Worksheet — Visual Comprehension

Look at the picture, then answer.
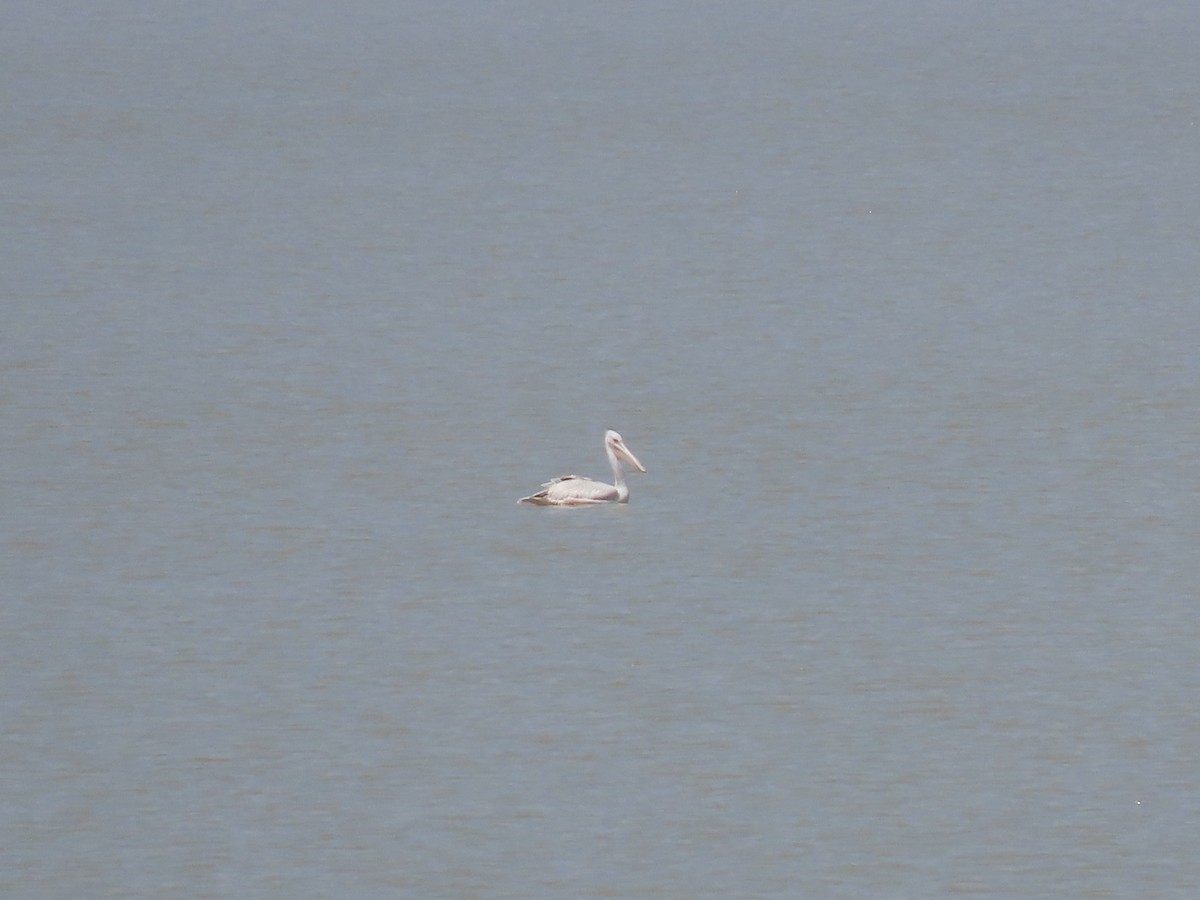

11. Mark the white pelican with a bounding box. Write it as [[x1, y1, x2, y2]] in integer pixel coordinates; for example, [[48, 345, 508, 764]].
[[518, 430, 647, 506]]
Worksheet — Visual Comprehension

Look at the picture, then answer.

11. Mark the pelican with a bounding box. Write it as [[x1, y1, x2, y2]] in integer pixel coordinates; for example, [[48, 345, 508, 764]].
[[518, 430, 647, 506]]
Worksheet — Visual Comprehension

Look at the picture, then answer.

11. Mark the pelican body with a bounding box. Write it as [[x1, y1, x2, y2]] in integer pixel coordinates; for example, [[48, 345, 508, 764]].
[[519, 430, 647, 506]]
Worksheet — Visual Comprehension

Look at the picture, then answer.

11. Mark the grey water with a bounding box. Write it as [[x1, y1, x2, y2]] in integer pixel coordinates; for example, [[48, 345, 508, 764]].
[[4, 1, 1199, 896]]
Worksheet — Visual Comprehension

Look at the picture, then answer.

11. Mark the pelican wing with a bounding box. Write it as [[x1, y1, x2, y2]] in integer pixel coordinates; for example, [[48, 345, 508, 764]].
[[540, 474, 582, 488], [519, 475, 618, 506]]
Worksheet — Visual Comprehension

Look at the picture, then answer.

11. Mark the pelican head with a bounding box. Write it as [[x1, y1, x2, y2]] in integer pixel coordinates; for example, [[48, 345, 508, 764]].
[[605, 429, 646, 474]]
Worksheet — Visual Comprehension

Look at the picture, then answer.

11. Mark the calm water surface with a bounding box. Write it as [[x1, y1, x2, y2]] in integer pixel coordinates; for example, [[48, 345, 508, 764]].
[[4, 1, 1199, 896]]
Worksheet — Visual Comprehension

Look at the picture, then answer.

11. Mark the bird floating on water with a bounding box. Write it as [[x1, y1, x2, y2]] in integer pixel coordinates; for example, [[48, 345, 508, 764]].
[[518, 430, 647, 506]]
